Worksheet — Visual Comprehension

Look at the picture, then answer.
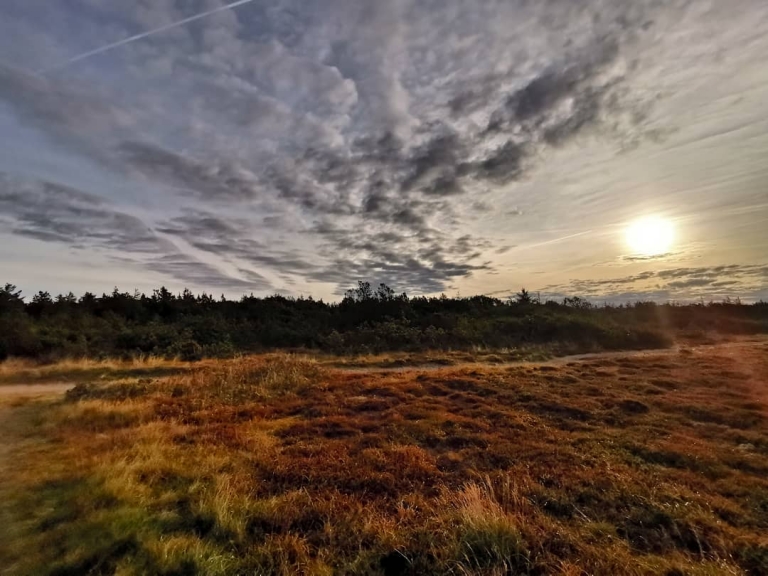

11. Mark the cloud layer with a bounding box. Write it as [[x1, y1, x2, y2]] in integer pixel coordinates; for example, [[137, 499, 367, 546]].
[[1, 0, 767, 299]]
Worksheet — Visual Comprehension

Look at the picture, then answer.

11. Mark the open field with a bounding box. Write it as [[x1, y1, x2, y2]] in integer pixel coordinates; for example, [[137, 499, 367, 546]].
[[0, 349, 554, 387], [0, 334, 748, 387], [1, 339, 767, 575]]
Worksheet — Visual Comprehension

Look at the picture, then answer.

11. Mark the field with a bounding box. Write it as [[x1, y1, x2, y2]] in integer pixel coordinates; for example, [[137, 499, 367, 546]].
[[1, 339, 767, 575]]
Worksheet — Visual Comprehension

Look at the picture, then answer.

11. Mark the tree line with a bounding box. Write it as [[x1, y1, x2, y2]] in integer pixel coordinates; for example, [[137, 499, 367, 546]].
[[1, 282, 766, 361]]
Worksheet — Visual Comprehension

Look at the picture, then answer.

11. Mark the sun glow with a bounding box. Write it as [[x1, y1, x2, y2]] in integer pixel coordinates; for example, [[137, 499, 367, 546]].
[[625, 216, 675, 256]]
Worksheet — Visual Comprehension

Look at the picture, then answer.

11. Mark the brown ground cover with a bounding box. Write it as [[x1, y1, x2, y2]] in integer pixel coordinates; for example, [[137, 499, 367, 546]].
[[1, 340, 767, 575]]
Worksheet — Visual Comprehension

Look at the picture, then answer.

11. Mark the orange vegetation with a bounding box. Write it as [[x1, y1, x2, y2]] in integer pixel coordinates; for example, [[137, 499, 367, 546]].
[[1, 340, 767, 575]]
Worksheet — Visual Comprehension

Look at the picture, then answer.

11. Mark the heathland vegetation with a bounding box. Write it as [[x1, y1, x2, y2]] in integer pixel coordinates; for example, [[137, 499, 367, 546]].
[[1, 282, 767, 361], [1, 341, 767, 575]]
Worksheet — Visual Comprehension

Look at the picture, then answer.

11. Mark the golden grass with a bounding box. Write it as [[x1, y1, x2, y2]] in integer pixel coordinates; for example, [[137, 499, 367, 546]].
[[2, 343, 768, 575], [0, 354, 192, 386], [320, 346, 553, 370]]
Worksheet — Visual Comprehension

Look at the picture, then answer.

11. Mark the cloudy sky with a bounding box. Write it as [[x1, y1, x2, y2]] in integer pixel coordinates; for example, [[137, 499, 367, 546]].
[[1, 0, 767, 302]]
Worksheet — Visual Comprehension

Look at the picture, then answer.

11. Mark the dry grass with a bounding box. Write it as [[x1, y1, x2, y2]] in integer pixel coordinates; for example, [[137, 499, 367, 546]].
[[2, 342, 768, 575], [0, 348, 545, 386], [322, 347, 553, 370], [0, 355, 192, 386]]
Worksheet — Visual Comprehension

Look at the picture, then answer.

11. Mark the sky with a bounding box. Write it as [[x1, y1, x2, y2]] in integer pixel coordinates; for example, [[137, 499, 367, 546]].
[[0, 0, 767, 303]]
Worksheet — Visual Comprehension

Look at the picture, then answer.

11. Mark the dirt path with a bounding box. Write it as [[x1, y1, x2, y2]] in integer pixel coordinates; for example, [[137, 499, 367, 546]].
[[335, 339, 765, 374], [339, 344, 681, 374], [0, 382, 74, 398]]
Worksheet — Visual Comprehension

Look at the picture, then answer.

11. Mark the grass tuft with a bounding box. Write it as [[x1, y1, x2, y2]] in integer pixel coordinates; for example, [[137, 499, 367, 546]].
[[177, 354, 328, 404]]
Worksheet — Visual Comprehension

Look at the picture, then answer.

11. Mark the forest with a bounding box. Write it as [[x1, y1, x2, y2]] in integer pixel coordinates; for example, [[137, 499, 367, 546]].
[[1, 281, 766, 361]]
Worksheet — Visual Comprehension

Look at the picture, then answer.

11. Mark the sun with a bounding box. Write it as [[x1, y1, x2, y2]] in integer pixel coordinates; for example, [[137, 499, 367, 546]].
[[625, 216, 675, 257]]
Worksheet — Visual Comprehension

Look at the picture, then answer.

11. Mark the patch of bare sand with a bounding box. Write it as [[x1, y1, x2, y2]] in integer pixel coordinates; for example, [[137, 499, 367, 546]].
[[0, 383, 73, 398]]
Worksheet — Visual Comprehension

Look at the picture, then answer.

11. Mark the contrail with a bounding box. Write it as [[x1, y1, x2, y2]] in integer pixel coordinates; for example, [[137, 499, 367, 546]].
[[40, 0, 256, 74]]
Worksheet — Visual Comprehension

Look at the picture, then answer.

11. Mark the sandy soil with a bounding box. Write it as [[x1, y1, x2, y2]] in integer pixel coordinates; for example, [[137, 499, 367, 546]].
[[0, 382, 74, 398]]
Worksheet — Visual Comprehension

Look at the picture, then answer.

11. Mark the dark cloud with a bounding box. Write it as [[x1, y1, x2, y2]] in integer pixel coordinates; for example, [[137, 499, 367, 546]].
[[157, 213, 244, 239], [0, 172, 162, 252], [316, 254, 487, 295], [234, 24, 660, 262], [158, 211, 486, 295], [485, 39, 621, 142], [159, 212, 259, 254], [447, 73, 505, 117], [657, 265, 744, 280], [400, 131, 465, 193], [264, 163, 354, 216], [159, 212, 316, 280], [391, 206, 426, 228], [667, 278, 716, 289], [145, 254, 271, 291], [118, 141, 261, 201], [420, 173, 464, 197], [467, 141, 527, 185], [255, 28, 659, 250], [309, 222, 490, 295], [0, 173, 272, 291]]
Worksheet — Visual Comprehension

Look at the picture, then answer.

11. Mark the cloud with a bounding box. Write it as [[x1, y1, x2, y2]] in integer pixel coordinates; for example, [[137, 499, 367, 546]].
[[157, 210, 489, 295], [400, 130, 466, 193], [487, 39, 619, 135], [144, 253, 270, 291], [319, 1, 414, 135], [0, 16, 655, 296], [309, 222, 490, 294], [158, 212, 317, 279], [466, 141, 527, 185], [667, 278, 716, 289], [0, 173, 271, 292], [44, 0, 259, 72], [118, 141, 262, 201], [7, 0, 761, 299], [623, 253, 675, 262], [0, 173, 162, 252], [540, 264, 768, 302], [0, 64, 132, 163]]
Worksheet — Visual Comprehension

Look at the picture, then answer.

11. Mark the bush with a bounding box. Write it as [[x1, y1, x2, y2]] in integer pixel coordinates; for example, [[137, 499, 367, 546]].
[[177, 340, 203, 362]]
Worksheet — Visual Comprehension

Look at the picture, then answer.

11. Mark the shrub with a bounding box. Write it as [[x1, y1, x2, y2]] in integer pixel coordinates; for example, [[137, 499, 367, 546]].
[[177, 341, 203, 362]]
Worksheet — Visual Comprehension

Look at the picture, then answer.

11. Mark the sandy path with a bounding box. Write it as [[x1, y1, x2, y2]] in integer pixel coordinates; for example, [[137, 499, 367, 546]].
[[0, 382, 74, 398], [334, 339, 765, 374], [338, 345, 684, 374]]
